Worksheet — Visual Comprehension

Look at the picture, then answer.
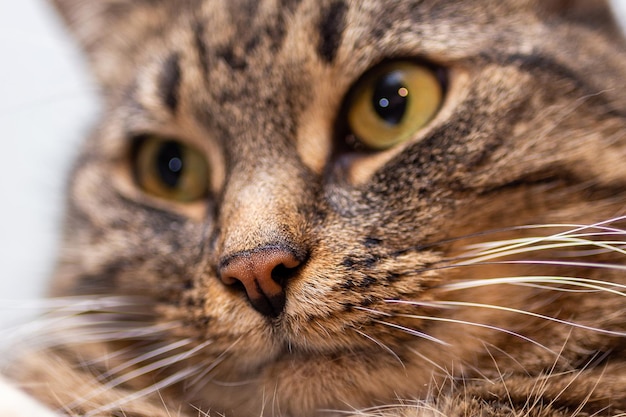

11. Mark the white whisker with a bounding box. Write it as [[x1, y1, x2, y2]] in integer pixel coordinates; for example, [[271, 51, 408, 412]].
[[405, 346, 451, 377], [99, 338, 194, 380], [324, 401, 448, 417], [450, 217, 625, 267], [482, 345, 515, 411], [156, 390, 173, 417], [0, 296, 148, 313], [371, 319, 449, 346], [350, 327, 405, 368], [418, 216, 626, 253], [83, 342, 152, 368], [546, 353, 605, 416], [479, 341, 533, 377], [441, 276, 626, 297], [501, 282, 606, 293], [355, 306, 392, 317], [67, 339, 212, 413], [190, 404, 211, 417], [526, 329, 576, 410], [53, 321, 181, 344], [83, 365, 203, 417], [354, 306, 449, 345], [185, 355, 227, 395], [432, 301, 626, 337], [3, 319, 176, 352], [458, 239, 626, 265], [464, 231, 626, 253], [1, 296, 161, 352], [186, 336, 243, 395], [383, 302, 558, 356], [101, 339, 212, 390], [493, 259, 626, 271]]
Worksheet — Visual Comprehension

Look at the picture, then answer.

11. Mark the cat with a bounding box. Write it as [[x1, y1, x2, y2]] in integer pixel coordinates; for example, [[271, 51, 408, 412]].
[[4, 0, 626, 416]]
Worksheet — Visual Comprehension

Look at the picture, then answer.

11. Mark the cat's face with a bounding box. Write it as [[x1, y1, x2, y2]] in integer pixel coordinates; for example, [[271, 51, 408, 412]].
[[49, 0, 626, 415]]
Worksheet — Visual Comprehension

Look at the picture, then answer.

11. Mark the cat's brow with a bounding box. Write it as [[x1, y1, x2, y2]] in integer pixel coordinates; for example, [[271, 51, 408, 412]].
[[193, 21, 210, 82], [317, 0, 348, 63], [158, 53, 182, 113]]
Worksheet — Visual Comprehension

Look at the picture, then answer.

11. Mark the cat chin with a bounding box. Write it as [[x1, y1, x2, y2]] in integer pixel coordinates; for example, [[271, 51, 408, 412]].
[[188, 346, 442, 417]]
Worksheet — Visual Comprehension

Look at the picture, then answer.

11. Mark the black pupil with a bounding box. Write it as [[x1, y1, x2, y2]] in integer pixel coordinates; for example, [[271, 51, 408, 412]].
[[156, 141, 184, 188], [372, 71, 409, 125]]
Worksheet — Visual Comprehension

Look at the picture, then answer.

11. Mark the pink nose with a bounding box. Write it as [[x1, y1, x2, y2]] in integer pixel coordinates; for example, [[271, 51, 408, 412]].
[[219, 246, 301, 317]]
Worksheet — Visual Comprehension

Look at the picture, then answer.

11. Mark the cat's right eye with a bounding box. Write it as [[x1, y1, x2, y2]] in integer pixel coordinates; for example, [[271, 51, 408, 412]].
[[132, 135, 209, 202]]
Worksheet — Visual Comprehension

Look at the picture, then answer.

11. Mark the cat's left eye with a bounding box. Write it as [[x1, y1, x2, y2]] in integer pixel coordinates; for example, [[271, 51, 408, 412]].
[[346, 61, 444, 150], [132, 135, 209, 202]]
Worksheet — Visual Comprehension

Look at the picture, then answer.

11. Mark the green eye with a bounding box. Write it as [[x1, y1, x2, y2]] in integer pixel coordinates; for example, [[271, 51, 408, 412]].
[[133, 135, 209, 202], [347, 62, 444, 150]]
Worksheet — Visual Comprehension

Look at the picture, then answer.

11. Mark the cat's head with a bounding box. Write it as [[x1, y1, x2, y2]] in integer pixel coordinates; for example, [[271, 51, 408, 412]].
[[47, 0, 626, 415]]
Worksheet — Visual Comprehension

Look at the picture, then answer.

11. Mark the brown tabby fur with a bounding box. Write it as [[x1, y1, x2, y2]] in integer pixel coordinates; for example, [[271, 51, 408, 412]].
[[5, 0, 626, 416]]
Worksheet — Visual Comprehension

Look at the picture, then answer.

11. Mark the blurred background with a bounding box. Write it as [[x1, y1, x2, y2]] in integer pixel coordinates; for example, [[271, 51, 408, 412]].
[[0, 1, 97, 327], [0, 1, 625, 328]]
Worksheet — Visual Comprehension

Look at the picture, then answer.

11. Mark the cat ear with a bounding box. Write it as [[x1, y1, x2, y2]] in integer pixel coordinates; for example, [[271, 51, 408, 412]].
[[49, 0, 142, 86], [51, 0, 133, 52], [537, 0, 623, 35]]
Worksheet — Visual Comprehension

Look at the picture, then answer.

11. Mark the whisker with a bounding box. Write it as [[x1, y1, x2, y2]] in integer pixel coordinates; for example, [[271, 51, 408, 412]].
[[185, 355, 227, 395], [186, 336, 243, 396], [350, 327, 405, 368], [66, 339, 212, 413], [458, 239, 626, 265], [190, 404, 211, 417], [0, 296, 149, 313], [98, 338, 195, 380], [404, 346, 452, 377], [156, 390, 174, 417], [526, 329, 576, 410], [100, 339, 212, 391], [2, 296, 160, 352], [4, 318, 178, 353], [479, 341, 533, 377], [352, 308, 454, 350], [464, 236, 623, 257], [82, 342, 154, 368], [453, 217, 626, 267], [441, 276, 626, 297], [371, 319, 449, 346], [464, 230, 626, 252], [83, 365, 203, 417], [353, 306, 448, 345], [51, 321, 181, 344], [467, 231, 626, 250], [383, 302, 558, 356], [482, 345, 515, 411], [431, 301, 626, 337], [546, 352, 606, 416], [394, 215, 626, 256], [375, 236, 626, 280], [324, 401, 448, 417], [491, 259, 626, 271], [511, 283, 610, 293]]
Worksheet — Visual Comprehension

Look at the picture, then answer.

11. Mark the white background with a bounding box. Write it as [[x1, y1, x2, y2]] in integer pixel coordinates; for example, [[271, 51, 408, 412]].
[[0, 1, 625, 327], [0, 0, 97, 326]]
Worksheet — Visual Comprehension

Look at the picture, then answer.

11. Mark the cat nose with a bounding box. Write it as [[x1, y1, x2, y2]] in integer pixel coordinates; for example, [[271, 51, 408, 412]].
[[218, 246, 302, 317]]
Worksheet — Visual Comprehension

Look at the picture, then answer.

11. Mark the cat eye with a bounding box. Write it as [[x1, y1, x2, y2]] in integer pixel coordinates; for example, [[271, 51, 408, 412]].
[[132, 135, 209, 202], [346, 61, 444, 150]]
